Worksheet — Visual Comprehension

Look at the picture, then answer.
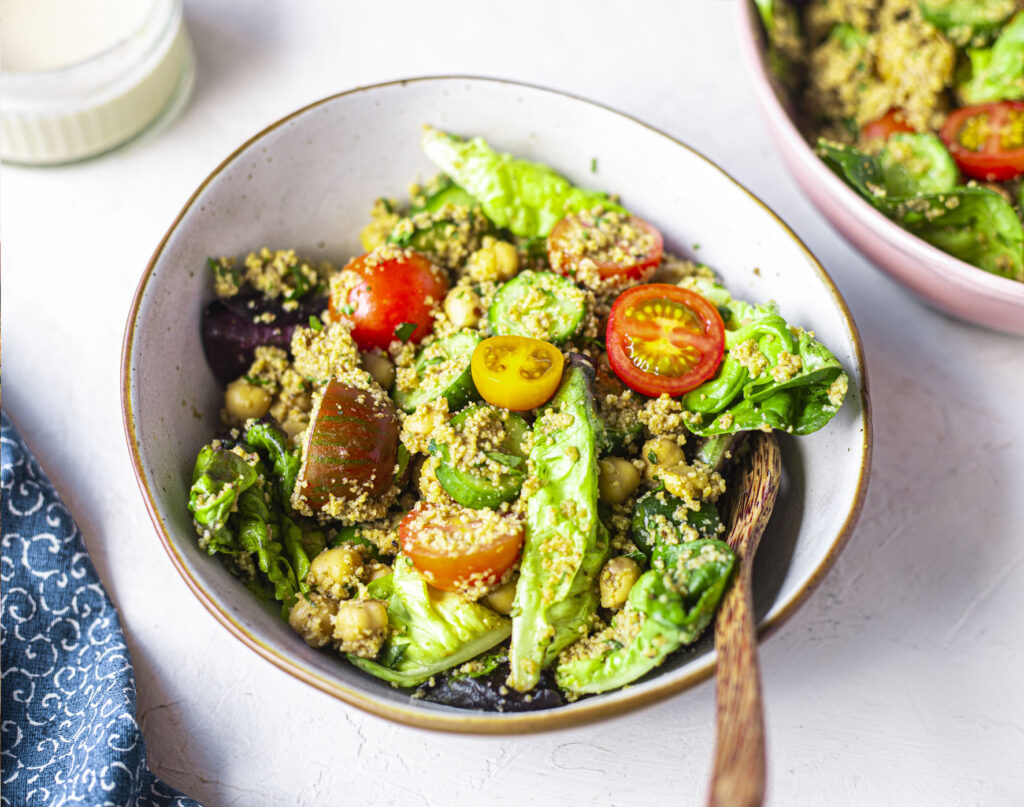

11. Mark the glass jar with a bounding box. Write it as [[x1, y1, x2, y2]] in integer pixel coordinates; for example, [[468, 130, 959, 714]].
[[0, 0, 194, 165]]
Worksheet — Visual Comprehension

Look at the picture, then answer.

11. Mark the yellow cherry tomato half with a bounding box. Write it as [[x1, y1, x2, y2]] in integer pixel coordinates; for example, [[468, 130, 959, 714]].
[[471, 335, 564, 411]]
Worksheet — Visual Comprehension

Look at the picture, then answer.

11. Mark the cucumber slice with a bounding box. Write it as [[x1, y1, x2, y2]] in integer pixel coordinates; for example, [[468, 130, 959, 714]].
[[412, 176, 479, 213], [879, 133, 958, 197], [388, 203, 492, 268], [432, 406, 530, 509], [488, 270, 587, 345], [631, 492, 722, 561], [392, 331, 481, 413]]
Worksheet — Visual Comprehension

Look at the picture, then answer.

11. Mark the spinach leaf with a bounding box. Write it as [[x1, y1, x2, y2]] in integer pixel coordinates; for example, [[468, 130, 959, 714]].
[[681, 285, 848, 436], [817, 139, 1024, 280], [890, 188, 1024, 280], [817, 140, 888, 202]]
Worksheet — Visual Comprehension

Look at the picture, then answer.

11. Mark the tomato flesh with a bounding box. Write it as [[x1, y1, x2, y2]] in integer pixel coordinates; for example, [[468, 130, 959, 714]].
[[606, 284, 724, 397], [329, 247, 448, 350], [296, 380, 399, 509], [471, 335, 564, 411], [400, 504, 524, 593], [940, 101, 1024, 182], [548, 211, 663, 286], [861, 109, 915, 142]]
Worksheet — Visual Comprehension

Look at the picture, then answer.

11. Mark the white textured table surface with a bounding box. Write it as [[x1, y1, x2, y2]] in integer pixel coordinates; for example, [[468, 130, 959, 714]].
[[5, 1, 1024, 805]]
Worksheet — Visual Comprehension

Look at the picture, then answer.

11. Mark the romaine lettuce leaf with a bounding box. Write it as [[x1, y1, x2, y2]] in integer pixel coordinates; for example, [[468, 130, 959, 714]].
[[348, 556, 511, 687], [421, 126, 626, 239]]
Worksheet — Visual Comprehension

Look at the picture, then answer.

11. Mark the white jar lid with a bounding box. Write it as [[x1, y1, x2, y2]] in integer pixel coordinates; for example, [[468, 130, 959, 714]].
[[1, 0, 194, 165]]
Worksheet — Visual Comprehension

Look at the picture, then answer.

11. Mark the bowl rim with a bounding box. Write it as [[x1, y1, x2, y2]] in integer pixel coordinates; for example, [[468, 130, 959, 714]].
[[735, 0, 1024, 307], [120, 74, 873, 734]]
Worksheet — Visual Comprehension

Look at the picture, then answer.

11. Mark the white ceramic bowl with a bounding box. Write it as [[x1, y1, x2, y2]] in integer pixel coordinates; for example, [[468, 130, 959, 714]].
[[122, 76, 871, 733], [737, 1, 1024, 336]]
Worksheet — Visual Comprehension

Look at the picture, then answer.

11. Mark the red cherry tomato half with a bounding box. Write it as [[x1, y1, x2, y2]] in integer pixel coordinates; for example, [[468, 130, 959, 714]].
[[329, 247, 448, 350], [399, 505, 524, 593], [547, 211, 663, 285], [605, 284, 725, 397], [940, 101, 1024, 182], [861, 109, 915, 142]]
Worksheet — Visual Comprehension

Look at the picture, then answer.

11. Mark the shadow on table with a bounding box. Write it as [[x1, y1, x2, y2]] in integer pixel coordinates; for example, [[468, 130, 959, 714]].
[[183, 3, 288, 112], [131, 636, 221, 805], [769, 289, 1017, 670]]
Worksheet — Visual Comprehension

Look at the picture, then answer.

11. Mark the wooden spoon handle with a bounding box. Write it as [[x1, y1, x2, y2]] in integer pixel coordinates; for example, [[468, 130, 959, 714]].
[[707, 569, 765, 807], [707, 432, 781, 807]]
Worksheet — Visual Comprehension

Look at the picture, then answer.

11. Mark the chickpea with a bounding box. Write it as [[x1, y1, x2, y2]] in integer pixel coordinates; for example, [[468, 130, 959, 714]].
[[280, 412, 309, 442], [333, 600, 389, 657], [362, 349, 395, 389], [466, 236, 519, 282], [482, 579, 517, 615], [404, 399, 447, 435], [490, 239, 519, 280], [641, 436, 686, 483], [288, 593, 338, 648], [444, 287, 483, 329], [598, 457, 642, 504], [599, 556, 641, 610], [307, 545, 363, 599], [224, 378, 271, 420], [364, 562, 393, 582]]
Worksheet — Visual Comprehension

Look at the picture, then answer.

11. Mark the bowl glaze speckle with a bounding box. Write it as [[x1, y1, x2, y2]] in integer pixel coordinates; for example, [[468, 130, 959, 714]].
[[122, 76, 871, 733], [737, 1, 1024, 336]]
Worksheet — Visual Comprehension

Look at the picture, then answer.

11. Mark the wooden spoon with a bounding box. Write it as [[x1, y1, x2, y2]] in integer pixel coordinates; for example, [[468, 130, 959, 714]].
[[707, 431, 782, 807]]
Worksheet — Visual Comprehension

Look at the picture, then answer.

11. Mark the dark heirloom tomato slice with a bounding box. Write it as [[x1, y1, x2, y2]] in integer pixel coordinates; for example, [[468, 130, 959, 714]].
[[547, 211, 663, 284], [399, 504, 524, 593], [861, 109, 915, 142], [605, 284, 725, 397], [295, 380, 399, 509], [328, 247, 449, 351], [940, 101, 1024, 182]]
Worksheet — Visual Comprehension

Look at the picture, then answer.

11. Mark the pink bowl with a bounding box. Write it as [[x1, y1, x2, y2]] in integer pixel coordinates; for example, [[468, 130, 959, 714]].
[[737, 0, 1024, 336]]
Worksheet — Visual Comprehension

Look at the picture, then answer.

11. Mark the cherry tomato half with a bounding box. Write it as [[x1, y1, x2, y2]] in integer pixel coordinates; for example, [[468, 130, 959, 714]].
[[940, 101, 1024, 182], [329, 246, 448, 351], [399, 504, 524, 593], [471, 335, 564, 411], [295, 380, 399, 510], [861, 109, 915, 142], [605, 284, 725, 397], [548, 211, 663, 286]]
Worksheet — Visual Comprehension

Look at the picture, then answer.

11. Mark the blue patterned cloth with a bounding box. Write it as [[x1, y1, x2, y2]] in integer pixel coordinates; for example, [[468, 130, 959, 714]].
[[1, 411, 202, 807]]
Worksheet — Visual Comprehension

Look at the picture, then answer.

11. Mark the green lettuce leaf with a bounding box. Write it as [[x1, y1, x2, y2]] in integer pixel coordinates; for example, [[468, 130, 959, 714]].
[[508, 360, 609, 692], [959, 11, 1024, 104], [348, 556, 510, 687], [188, 444, 259, 550], [245, 418, 301, 510], [555, 540, 734, 695], [421, 126, 626, 239]]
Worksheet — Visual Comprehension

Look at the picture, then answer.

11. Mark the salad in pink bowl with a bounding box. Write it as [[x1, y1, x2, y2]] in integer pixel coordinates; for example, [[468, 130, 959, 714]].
[[738, 0, 1024, 335]]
